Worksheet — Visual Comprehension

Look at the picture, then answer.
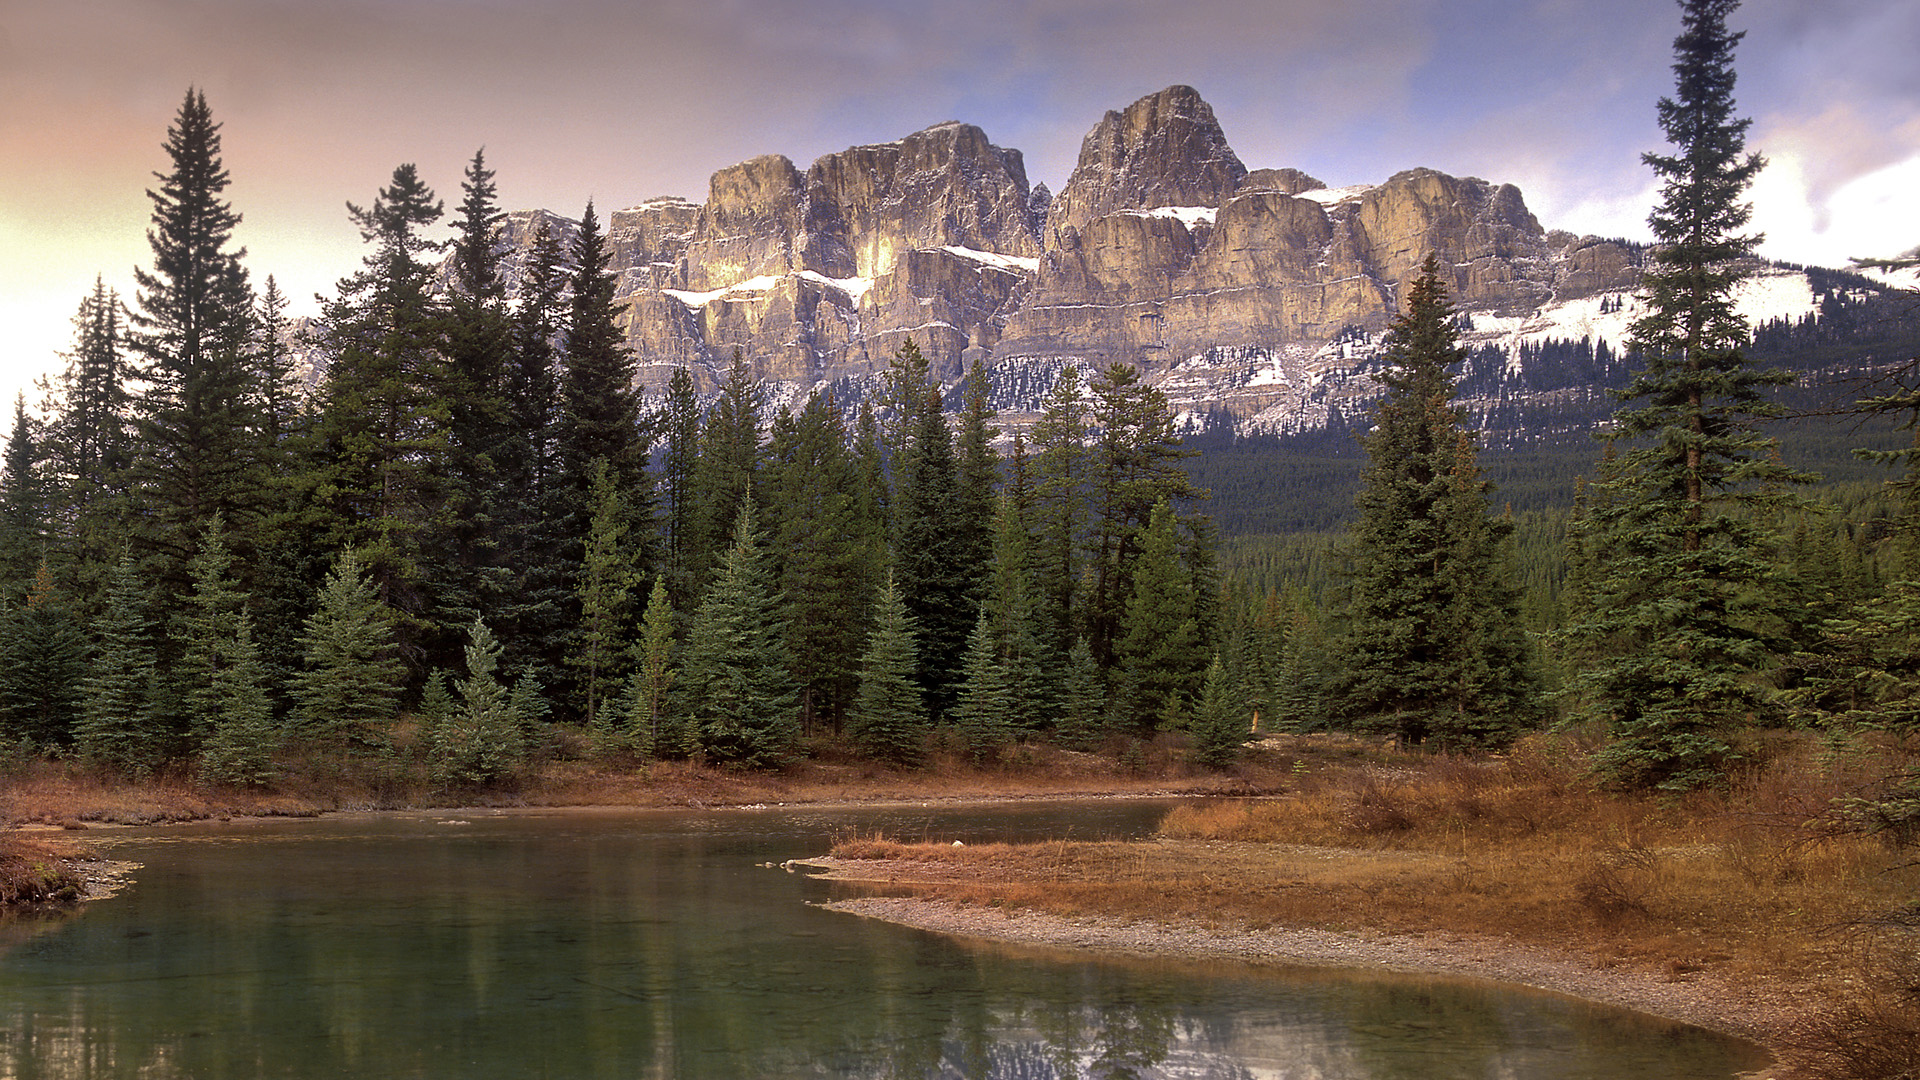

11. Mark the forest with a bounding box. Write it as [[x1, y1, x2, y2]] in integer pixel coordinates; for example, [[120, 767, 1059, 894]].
[[0, 56, 1916, 826]]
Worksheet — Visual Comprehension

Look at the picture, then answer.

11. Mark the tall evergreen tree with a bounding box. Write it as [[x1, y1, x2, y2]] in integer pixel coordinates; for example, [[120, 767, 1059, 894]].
[[293, 548, 405, 751], [1188, 655, 1247, 770], [950, 609, 1014, 762], [764, 391, 884, 734], [127, 88, 268, 593], [0, 397, 52, 588], [1339, 256, 1537, 749], [75, 552, 163, 774], [1567, 0, 1808, 789], [570, 459, 637, 733], [310, 164, 447, 648], [685, 351, 762, 604], [496, 218, 570, 691], [431, 149, 518, 648], [846, 573, 927, 766], [675, 503, 796, 768], [658, 365, 702, 608], [1029, 364, 1090, 652], [0, 562, 87, 748], [1115, 499, 1206, 735], [1085, 362, 1201, 666], [888, 340, 974, 714], [622, 578, 678, 757]]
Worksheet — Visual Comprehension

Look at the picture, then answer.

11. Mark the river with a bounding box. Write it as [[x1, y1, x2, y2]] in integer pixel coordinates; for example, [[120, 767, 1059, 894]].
[[0, 802, 1768, 1079]]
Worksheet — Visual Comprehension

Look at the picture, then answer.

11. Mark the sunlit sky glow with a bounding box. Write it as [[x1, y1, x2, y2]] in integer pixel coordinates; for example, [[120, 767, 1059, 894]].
[[3, 0, 1916, 414]]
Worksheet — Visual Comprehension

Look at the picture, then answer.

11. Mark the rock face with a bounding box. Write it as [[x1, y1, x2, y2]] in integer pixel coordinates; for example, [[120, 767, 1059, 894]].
[[492, 85, 1674, 433]]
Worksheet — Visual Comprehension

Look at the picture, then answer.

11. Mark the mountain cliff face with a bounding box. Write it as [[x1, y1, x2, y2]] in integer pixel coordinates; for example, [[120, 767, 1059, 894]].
[[489, 85, 1859, 443]]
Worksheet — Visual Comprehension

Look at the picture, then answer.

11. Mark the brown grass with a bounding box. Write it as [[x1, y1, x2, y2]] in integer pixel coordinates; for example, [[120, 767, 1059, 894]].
[[0, 836, 84, 907], [825, 731, 1920, 1080]]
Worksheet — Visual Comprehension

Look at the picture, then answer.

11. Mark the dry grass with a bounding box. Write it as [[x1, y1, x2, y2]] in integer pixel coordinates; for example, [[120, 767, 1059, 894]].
[[0, 836, 84, 907], [825, 731, 1920, 1080]]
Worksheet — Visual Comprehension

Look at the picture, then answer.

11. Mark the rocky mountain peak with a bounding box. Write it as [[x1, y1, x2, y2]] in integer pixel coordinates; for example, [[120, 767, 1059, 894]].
[[1045, 85, 1248, 241]]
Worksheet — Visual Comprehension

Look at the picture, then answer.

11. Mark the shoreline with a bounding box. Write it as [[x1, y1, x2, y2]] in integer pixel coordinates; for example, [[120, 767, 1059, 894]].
[[814, 892, 1798, 1077]]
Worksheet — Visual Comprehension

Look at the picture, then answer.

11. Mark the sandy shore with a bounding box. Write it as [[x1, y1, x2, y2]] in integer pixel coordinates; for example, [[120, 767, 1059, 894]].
[[816, 892, 1797, 1077]]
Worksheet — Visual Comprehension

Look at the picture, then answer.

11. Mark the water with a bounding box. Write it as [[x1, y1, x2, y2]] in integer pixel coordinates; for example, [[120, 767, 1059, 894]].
[[0, 803, 1769, 1079]]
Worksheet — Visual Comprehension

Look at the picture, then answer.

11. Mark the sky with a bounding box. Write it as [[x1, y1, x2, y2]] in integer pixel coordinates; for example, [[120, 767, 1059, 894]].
[[3, 0, 1917, 415]]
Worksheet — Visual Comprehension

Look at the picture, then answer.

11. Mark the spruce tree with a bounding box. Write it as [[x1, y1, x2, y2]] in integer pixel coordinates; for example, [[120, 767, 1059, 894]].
[[950, 609, 1013, 763], [685, 351, 762, 603], [1188, 655, 1247, 769], [1339, 256, 1537, 750], [622, 578, 677, 757], [1029, 364, 1089, 653], [0, 562, 87, 748], [194, 607, 277, 787], [570, 459, 636, 733], [310, 164, 447, 636], [127, 89, 269, 595], [1115, 499, 1205, 735], [294, 548, 404, 750], [675, 503, 796, 768], [763, 391, 882, 734], [0, 397, 51, 588], [76, 552, 163, 774], [658, 365, 702, 609], [846, 573, 927, 766], [888, 340, 974, 714], [176, 515, 259, 749], [428, 618, 525, 787], [1568, 0, 1808, 789]]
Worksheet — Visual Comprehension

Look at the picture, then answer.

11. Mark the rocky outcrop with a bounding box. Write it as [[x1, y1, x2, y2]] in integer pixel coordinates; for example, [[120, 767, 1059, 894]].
[[1043, 85, 1247, 241], [482, 85, 1668, 434]]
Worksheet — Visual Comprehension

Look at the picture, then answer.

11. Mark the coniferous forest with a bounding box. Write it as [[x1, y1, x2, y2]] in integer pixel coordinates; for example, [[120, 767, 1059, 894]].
[[3, 0, 1918, 846]]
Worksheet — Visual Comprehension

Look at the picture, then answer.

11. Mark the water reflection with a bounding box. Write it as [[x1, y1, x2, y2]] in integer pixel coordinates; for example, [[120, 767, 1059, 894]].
[[0, 806, 1767, 1079]]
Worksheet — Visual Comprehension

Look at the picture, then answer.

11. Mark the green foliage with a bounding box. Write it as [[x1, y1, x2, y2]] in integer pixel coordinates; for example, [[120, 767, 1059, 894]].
[[1053, 637, 1107, 752], [76, 553, 163, 775], [1338, 256, 1539, 750], [569, 459, 636, 733], [676, 504, 796, 769], [950, 609, 1013, 763], [1115, 500, 1205, 735], [889, 339, 975, 714], [427, 618, 525, 787], [293, 548, 404, 750], [1566, 0, 1811, 790], [621, 579, 677, 758], [0, 562, 87, 748], [847, 573, 927, 766], [181, 516, 278, 784], [1188, 656, 1246, 769]]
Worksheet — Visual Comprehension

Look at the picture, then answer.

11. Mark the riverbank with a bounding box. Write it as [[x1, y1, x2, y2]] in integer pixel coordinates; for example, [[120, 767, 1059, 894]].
[[815, 894, 1796, 1060]]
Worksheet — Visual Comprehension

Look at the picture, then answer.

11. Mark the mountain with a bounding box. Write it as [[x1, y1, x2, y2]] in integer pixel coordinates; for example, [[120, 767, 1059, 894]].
[[478, 85, 1912, 464]]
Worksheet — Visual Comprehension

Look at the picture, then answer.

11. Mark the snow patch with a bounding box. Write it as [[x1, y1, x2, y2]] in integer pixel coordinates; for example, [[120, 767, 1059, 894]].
[[661, 275, 785, 308], [795, 270, 875, 303], [939, 246, 1040, 274], [1134, 206, 1217, 229], [1293, 184, 1374, 207]]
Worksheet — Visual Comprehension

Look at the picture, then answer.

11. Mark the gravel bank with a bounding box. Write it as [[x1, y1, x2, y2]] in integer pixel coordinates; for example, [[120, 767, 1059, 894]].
[[818, 894, 1796, 1076]]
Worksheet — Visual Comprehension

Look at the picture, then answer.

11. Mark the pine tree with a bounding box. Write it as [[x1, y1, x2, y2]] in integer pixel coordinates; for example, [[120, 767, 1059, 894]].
[[1339, 256, 1537, 750], [675, 503, 796, 768], [763, 391, 882, 734], [1188, 655, 1246, 769], [75, 552, 163, 774], [127, 88, 269, 596], [293, 548, 404, 750], [1054, 637, 1107, 752], [1115, 499, 1205, 735], [1030, 364, 1090, 653], [428, 618, 525, 787], [431, 149, 517, 650], [846, 573, 927, 766], [1568, 0, 1808, 789], [685, 351, 762, 603], [176, 515, 259, 750], [1085, 361, 1201, 666], [0, 397, 52, 588], [622, 578, 677, 757], [888, 340, 974, 714], [0, 562, 87, 748], [194, 607, 277, 787], [658, 365, 702, 608], [950, 609, 1013, 763], [570, 459, 636, 733], [309, 164, 448, 657]]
